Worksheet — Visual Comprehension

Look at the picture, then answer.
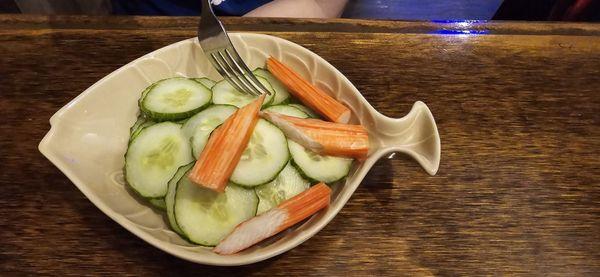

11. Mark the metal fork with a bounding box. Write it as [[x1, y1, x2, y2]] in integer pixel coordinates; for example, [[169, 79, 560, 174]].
[[197, 0, 270, 96]]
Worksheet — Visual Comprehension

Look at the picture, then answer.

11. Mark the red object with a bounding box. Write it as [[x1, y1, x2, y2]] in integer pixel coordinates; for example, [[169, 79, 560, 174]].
[[564, 0, 594, 20], [550, 0, 597, 21]]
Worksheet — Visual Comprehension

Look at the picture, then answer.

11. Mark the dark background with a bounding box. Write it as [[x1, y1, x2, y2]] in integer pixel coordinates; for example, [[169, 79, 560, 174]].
[[0, 0, 598, 21]]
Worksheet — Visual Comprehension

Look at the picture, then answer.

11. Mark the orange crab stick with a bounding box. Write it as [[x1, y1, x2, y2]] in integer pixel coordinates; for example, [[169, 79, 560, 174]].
[[261, 111, 369, 160], [188, 95, 265, 192], [214, 183, 331, 255], [266, 57, 351, 123]]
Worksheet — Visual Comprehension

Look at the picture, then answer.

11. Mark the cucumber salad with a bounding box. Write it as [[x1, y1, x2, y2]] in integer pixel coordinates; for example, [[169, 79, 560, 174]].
[[124, 68, 355, 247]]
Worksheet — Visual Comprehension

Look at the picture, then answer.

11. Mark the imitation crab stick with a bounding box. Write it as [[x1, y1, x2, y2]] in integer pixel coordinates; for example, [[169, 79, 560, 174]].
[[261, 111, 369, 160], [188, 95, 265, 192], [266, 57, 351, 123], [214, 182, 331, 255]]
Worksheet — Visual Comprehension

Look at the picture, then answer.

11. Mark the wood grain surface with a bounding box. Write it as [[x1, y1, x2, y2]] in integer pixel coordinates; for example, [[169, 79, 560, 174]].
[[0, 15, 599, 276]]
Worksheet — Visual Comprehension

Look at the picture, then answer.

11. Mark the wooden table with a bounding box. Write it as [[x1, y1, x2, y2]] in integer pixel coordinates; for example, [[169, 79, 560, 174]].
[[1, 15, 599, 275]]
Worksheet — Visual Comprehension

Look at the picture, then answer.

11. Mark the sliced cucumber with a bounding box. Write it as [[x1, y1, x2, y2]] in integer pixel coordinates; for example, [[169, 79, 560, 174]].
[[130, 115, 147, 134], [174, 174, 258, 246], [129, 116, 155, 142], [148, 198, 166, 210], [125, 122, 193, 198], [141, 77, 212, 121], [166, 162, 194, 236], [193, 77, 217, 89], [253, 68, 290, 105], [181, 104, 237, 158], [288, 140, 352, 183], [212, 76, 275, 108], [138, 83, 155, 107], [255, 163, 310, 214], [230, 119, 289, 187], [263, 105, 308, 118], [288, 104, 321, 119]]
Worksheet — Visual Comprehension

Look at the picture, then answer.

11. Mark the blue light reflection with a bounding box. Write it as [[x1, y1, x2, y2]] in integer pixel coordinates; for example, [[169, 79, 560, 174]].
[[429, 20, 489, 35], [432, 29, 489, 35]]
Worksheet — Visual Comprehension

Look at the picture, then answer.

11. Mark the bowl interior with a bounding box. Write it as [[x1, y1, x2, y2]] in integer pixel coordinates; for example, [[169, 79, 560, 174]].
[[39, 33, 379, 265]]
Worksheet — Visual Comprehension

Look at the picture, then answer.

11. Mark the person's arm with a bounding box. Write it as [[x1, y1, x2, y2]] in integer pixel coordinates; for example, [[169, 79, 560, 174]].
[[244, 0, 348, 18]]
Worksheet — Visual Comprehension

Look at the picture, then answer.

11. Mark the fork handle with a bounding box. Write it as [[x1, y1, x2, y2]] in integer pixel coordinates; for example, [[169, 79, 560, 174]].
[[201, 0, 213, 15], [198, 0, 223, 39]]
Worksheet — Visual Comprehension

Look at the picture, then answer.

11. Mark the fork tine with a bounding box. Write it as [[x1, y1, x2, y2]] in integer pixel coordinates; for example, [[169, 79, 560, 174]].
[[224, 48, 272, 96], [221, 48, 262, 95], [209, 52, 247, 94], [216, 51, 260, 96], [197, 0, 269, 96]]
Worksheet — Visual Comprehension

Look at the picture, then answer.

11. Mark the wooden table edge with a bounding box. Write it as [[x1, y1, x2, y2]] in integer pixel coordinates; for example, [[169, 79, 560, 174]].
[[0, 14, 599, 36]]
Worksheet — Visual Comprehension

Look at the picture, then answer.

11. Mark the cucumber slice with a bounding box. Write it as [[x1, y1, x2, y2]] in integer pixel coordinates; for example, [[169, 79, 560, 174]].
[[181, 104, 238, 158], [212, 76, 275, 108], [263, 105, 308, 118], [141, 77, 212, 121], [138, 83, 155, 107], [166, 162, 194, 236], [288, 104, 321, 119], [193, 77, 217, 89], [174, 174, 258, 246], [125, 122, 194, 198], [288, 140, 352, 183], [230, 119, 289, 187], [148, 198, 166, 210], [129, 116, 155, 142], [130, 115, 147, 135], [253, 68, 290, 105], [255, 163, 310, 214]]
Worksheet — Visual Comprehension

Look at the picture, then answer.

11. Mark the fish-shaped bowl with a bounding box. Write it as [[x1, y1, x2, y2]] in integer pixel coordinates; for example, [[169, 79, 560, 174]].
[[38, 33, 441, 266]]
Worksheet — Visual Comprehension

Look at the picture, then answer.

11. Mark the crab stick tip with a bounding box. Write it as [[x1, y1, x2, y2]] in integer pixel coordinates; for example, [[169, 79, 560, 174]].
[[214, 183, 331, 255]]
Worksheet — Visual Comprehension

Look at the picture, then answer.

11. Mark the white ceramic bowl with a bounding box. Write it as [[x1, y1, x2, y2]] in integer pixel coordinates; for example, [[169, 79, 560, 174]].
[[39, 33, 441, 266]]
